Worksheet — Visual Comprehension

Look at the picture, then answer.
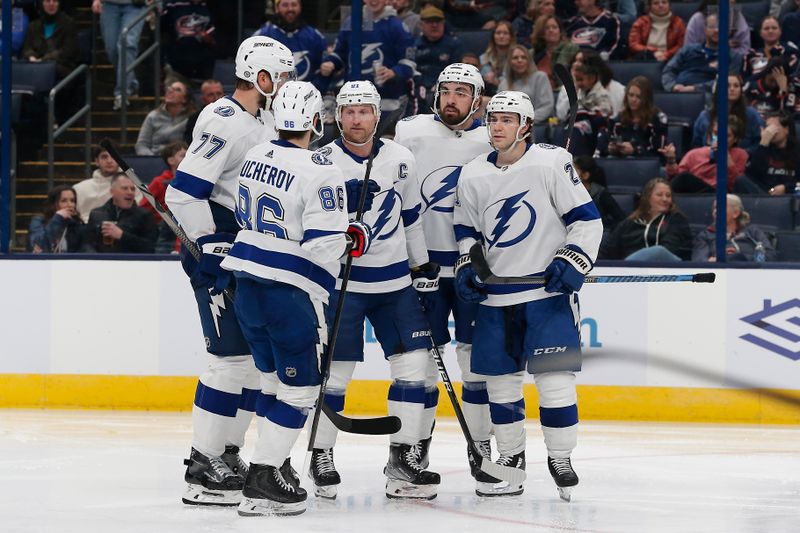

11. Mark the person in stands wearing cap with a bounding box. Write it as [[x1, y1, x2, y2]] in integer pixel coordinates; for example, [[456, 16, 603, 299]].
[[415, 5, 466, 109]]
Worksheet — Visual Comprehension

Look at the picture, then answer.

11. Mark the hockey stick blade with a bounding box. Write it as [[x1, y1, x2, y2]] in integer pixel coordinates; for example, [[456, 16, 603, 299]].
[[553, 64, 578, 152], [321, 403, 401, 435], [474, 454, 527, 485]]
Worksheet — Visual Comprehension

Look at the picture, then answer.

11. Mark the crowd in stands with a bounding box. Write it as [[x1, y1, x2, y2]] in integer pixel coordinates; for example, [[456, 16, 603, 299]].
[[6, 0, 800, 261]]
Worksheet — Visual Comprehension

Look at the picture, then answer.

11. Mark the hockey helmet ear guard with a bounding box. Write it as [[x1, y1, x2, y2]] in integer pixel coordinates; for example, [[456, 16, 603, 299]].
[[485, 91, 536, 153], [335, 81, 382, 146], [273, 81, 325, 142], [433, 63, 484, 128], [235, 36, 296, 100]]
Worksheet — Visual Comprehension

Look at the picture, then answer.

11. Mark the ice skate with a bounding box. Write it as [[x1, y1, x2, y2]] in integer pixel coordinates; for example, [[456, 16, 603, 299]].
[[280, 457, 300, 490], [309, 448, 341, 500], [548, 456, 578, 502], [238, 463, 308, 517], [221, 445, 248, 480], [415, 419, 435, 469], [467, 440, 495, 481], [385, 444, 440, 500], [182, 448, 244, 506], [475, 451, 525, 497]]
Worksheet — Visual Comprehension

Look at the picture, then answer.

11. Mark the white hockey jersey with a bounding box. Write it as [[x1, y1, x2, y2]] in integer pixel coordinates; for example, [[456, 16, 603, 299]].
[[393, 114, 492, 277], [454, 143, 603, 307], [321, 138, 429, 294], [166, 96, 277, 239], [220, 140, 350, 303]]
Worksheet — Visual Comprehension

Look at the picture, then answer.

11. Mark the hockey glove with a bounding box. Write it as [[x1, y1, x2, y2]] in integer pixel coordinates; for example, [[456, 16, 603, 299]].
[[544, 246, 593, 294], [196, 233, 236, 295], [411, 262, 441, 312], [346, 221, 372, 258], [345, 178, 380, 214], [454, 254, 487, 303]]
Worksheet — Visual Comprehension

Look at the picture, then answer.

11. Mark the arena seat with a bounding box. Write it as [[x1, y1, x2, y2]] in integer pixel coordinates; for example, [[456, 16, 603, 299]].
[[1, 61, 57, 95], [667, 123, 688, 161], [672, 2, 701, 24], [596, 157, 662, 194], [212, 60, 236, 90], [674, 194, 714, 226], [741, 195, 795, 231], [775, 231, 800, 261], [459, 30, 490, 56], [611, 192, 637, 215], [654, 91, 706, 126], [738, 1, 769, 30], [123, 155, 168, 185], [608, 61, 663, 90]]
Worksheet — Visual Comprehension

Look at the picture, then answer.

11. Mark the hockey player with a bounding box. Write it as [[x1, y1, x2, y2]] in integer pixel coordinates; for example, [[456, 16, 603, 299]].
[[452, 91, 603, 499], [164, 36, 295, 506], [220, 81, 373, 517], [393, 63, 494, 478], [309, 80, 442, 501]]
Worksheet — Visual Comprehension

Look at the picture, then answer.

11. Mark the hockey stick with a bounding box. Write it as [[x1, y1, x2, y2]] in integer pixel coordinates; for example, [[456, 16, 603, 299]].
[[426, 341, 527, 485], [553, 64, 578, 152], [100, 139, 397, 436], [469, 243, 716, 285]]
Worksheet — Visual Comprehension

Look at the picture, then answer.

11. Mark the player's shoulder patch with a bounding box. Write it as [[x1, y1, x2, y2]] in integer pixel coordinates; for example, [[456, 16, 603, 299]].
[[400, 115, 418, 122], [213, 105, 235, 118], [312, 147, 333, 165], [536, 142, 558, 150], [564, 161, 580, 186]]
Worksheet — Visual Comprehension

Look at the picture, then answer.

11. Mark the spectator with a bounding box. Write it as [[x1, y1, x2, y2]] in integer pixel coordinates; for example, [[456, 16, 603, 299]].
[[513, 0, 555, 48], [161, 0, 216, 82], [92, 0, 148, 111], [598, 76, 670, 158], [320, 0, 415, 133], [0, 1, 30, 59], [183, 79, 223, 144], [692, 194, 776, 262], [22, 0, 79, 78], [73, 142, 143, 223], [139, 141, 187, 223], [480, 20, 516, 91], [556, 48, 625, 120], [628, 0, 686, 62], [608, 0, 639, 27], [415, 4, 465, 100], [83, 173, 157, 253], [531, 14, 579, 89], [135, 80, 193, 156], [252, 0, 328, 90], [444, 0, 507, 30], [744, 15, 799, 82], [662, 13, 743, 93], [692, 74, 764, 152], [665, 115, 755, 193], [600, 178, 693, 261], [573, 155, 627, 237], [27, 185, 85, 253], [745, 55, 796, 119], [782, 0, 800, 47], [569, 61, 615, 155], [684, 0, 750, 56], [498, 45, 554, 122], [392, 0, 421, 36], [746, 110, 800, 194], [566, 0, 622, 59]]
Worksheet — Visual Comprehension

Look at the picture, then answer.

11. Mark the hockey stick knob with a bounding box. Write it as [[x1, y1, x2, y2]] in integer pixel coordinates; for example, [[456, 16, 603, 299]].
[[693, 273, 716, 283]]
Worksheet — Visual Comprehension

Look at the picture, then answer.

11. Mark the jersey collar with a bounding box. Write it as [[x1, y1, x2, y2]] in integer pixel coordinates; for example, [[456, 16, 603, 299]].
[[271, 139, 303, 149], [335, 137, 384, 163], [487, 142, 533, 167], [433, 114, 483, 132], [225, 95, 247, 113]]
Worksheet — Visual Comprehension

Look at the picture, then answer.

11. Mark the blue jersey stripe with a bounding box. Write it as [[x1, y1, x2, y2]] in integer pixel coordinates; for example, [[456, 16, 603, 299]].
[[429, 250, 459, 267], [539, 404, 579, 428], [194, 382, 239, 417], [562, 201, 601, 226], [454, 224, 482, 242], [266, 400, 309, 429], [171, 170, 215, 200], [301, 228, 342, 244], [489, 399, 526, 424], [239, 388, 259, 412], [388, 382, 426, 404], [343, 259, 409, 283], [229, 242, 336, 292], [324, 392, 345, 412], [401, 205, 421, 227]]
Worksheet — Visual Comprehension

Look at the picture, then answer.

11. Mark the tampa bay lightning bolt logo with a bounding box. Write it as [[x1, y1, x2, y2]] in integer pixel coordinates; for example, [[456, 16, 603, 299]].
[[361, 43, 384, 76], [293, 50, 311, 81], [213, 105, 235, 117], [421, 166, 460, 213], [484, 191, 536, 249], [369, 189, 402, 241]]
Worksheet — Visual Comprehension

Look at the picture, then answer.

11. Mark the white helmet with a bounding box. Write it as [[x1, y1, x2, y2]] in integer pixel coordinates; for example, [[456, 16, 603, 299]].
[[235, 36, 295, 99], [335, 81, 381, 146], [433, 63, 484, 128], [486, 91, 536, 152], [273, 81, 324, 142]]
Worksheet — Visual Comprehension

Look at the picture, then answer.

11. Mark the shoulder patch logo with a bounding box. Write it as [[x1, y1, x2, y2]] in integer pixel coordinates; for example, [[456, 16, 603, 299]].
[[312, 149, 333, 166], [538, 143, 558, 150], [565, 162, 580, 186], [400, 115, 417, 122], [213, 105, 235, 117], [265, 150, 274, 158]]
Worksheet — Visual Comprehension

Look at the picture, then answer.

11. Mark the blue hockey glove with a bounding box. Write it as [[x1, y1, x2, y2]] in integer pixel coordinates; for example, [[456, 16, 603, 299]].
[[196, 233, 236, 295], [454, 254, 487, 303], [346, 221, 372, 257], [411, 262, 441, 312], [544, 246, 593, 294], [345, 178, 380, 214]]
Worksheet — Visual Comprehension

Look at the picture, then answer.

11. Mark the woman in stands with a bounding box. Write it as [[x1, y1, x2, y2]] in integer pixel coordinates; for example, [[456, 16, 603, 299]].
[[531, 13, 579, 89], [135, 80, 194, 156], [692, 194, 776, 262], [745, 55, 796, 120], [743, 15, 799, 82], [573, 156, 627, 240], [684, 0, 751, 56], [555, 48, 625, 122], [498, 44, 554, 122], [479, 20, 516, 92], [666, 115, 757, 193], [28, 185, 85, 254], [628, 0, 687, 62], [692, 73, 764, 152], [513, 0, 556, 48], [747, 110, 800, 195], [599, 178, 693, 261], [598, 76, 670, 158]]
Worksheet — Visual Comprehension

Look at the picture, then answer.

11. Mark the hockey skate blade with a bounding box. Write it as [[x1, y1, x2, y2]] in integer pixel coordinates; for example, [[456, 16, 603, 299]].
[[313, 484, 338, 500], [385, 479, 438, 500], [557, 486, 573, 502], [475, 480, 524, 497], [477, 457, 527, 484], [237, 496, 306, 517], [182, 483, 241, 507]]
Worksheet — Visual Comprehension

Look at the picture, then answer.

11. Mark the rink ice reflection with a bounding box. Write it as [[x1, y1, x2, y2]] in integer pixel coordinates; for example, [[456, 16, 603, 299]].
[[0, 410, 798, 533]]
